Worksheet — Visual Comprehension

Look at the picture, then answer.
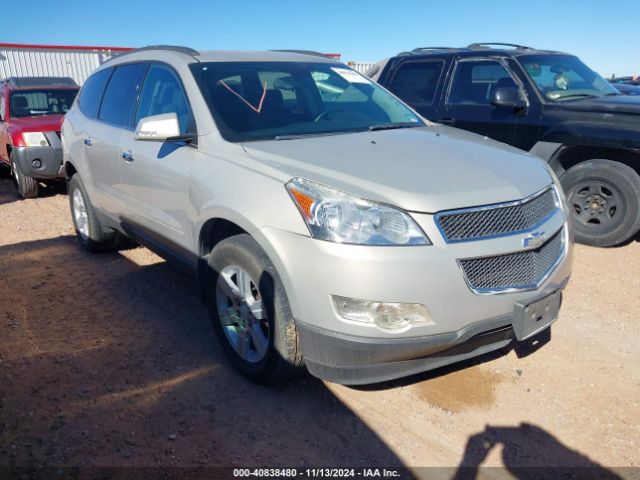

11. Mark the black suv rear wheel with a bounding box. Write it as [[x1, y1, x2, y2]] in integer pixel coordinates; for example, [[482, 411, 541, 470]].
[[561, 159, 640, 247]]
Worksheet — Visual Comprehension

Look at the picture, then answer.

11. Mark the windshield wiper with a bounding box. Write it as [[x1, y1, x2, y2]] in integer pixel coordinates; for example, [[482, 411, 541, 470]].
[[557, 93, 600, 101], [368, 122, 420, 132], [274, 131, 353, 141]]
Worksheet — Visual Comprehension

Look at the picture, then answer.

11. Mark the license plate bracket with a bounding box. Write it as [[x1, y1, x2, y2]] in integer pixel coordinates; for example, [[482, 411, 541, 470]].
[[513, 290, 561, 341]]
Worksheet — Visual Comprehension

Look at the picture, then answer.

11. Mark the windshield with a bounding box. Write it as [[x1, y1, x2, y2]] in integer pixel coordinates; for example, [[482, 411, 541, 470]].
[[518, 55, 618, 102], [10, 89, 78, 118], [190, 62, 423, 142]]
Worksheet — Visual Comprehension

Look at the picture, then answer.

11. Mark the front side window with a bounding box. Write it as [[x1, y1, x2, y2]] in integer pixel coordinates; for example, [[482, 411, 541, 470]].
[[518, 54, 618, 101], [448, 59, 517, 105], [190, 62, 423, 142], [388, 60, 444, 106], [99, 63, 147, 128], [78, 68, 112, 119], [135, 64, 194, 134], [9, 89, 78, 118]]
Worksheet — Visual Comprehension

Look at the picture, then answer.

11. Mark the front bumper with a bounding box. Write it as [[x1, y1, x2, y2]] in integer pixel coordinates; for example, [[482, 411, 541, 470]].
[[12, 132, 64, 180], [297, 281, 566, 384], [255, 205, 572, 383]]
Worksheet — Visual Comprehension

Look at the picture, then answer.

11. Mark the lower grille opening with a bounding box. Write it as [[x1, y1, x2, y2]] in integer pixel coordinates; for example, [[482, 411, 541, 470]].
[[459, 227, 565, 293]]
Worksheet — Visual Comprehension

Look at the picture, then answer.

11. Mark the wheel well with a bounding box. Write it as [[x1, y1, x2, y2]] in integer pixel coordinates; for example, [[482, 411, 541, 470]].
[[197, 218, 247, 301], [64, 161, 77, 179], [199, 218, 247, 258], [554, 146, 640, 176]]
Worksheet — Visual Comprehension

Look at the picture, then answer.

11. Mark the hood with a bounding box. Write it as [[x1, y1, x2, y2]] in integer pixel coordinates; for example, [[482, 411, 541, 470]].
[[9, 114, 65, 132], [560, 94, 640, 115], [243, 126, 552, 213]]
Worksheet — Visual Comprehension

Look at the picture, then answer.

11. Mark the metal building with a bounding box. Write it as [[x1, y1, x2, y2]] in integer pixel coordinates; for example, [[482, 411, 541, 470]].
[[348, 61, 375, 74], [0, 43, 133, 85]]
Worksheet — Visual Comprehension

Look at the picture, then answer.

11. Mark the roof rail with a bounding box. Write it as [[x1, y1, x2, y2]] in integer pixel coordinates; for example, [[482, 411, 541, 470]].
[[103, 45, 200, 63], [396, 47, 457, 56], [411, 47, 457, 53], [271, 49, 338, 59], [468, 42, 533, 51]]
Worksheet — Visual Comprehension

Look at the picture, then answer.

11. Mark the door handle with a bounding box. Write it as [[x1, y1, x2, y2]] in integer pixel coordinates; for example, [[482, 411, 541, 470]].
[[83, 138, 93, 147], [439, 117, 455, 126], [121, 151, 134, 162]]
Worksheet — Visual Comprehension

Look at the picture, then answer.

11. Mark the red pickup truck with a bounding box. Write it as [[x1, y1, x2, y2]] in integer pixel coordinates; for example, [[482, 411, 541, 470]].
[[0, 77, 79, 198]]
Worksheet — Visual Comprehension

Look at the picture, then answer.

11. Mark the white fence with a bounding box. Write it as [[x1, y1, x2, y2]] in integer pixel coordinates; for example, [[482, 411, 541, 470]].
[[0, 44, 130, 85]]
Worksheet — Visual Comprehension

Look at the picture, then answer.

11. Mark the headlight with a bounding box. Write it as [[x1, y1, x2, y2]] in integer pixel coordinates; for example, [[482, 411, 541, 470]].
[[22, 132, 49, 147], [286, 177, 430, 245]]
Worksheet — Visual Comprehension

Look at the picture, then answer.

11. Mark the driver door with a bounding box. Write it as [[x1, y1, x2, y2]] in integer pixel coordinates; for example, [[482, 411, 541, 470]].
[[118, 63, 198, 264], [440, 58, 520, 145]]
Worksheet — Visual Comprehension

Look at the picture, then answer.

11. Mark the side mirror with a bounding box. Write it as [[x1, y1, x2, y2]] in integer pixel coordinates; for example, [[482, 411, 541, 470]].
[[490, 87, 527, 110], [135, 113, 193, 142]]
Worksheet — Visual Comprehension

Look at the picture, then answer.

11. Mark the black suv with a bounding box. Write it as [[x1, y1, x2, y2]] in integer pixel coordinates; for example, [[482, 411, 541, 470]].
[[370, 43, 640, 247]]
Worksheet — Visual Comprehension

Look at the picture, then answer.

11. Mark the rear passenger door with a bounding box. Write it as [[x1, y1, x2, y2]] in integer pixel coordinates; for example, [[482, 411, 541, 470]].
[[385, 59, 445, 119], [118, 63, 197, 265], [81, 64, 146, 219], [440, 58, 520, 145]]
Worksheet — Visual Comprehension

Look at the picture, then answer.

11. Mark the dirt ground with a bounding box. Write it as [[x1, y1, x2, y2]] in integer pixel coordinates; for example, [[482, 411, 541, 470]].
[[0, 176, 638, 478]]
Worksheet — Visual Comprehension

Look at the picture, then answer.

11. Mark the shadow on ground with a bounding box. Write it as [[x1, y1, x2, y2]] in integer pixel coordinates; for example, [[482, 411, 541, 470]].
[[0, 236, 402, 469], [451, 423, 623, 479], [0, 235, 624, 479], [0, 176, 66, 206]]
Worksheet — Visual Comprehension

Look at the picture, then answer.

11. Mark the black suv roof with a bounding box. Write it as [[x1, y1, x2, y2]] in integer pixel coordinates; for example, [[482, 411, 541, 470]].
[[0, 76, 78, 88], [395, 42, 570, 58]]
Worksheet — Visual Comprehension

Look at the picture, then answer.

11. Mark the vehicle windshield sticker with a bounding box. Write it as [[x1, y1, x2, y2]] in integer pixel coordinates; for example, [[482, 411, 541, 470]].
[[331, 68, 370, 84]]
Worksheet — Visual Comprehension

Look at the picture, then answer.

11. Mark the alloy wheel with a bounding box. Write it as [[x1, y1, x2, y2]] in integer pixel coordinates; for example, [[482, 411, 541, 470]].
[[72, 188, 90, 238], [215, 265, 269, 363]]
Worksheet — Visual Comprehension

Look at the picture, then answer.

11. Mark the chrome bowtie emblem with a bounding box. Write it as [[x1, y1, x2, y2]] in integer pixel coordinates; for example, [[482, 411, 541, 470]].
[[523, 231, 546, 249]]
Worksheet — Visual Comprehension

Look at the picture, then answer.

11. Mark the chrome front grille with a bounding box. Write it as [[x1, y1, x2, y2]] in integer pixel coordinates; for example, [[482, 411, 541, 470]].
[[459, 227, 565, 294], [435, 187, 559, 243]]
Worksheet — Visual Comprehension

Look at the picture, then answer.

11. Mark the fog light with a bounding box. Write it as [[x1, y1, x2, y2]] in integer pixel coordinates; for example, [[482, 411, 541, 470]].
[[32, 159, 42, 169], [332, 295, 433, 331]]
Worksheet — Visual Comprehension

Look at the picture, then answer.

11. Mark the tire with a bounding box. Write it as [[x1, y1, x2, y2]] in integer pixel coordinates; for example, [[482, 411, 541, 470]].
[[67, 174, 121, 252], [560, 159, 640, 247], [205, 234, 304, 385], [10, 156, 39, 199], [0, 161, 10, 178]]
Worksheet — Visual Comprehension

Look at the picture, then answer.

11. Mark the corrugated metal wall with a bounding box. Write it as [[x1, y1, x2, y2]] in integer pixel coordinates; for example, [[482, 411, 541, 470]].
[[0, 47, 119, 85], [348, 62, 375, 74]]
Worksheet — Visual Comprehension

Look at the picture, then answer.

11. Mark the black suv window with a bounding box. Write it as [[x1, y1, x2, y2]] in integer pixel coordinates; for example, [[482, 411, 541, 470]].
[[99, 64, 147, 128], [78, 68, 112, 119], [448, 59, 516, 105], [135, 64, 194, 134], [388, 60, 444, 106]]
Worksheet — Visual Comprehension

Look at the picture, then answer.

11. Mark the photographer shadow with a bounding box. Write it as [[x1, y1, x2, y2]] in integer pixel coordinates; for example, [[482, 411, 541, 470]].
[[452, 423, 622, 480]]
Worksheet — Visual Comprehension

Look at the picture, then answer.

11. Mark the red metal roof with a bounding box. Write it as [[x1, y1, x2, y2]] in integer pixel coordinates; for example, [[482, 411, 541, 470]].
[[0, 42, 133, 51]]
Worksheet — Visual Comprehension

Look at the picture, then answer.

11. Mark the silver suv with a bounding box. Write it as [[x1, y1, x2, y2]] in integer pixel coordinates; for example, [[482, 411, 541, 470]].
[[62, 46, 573, 385]]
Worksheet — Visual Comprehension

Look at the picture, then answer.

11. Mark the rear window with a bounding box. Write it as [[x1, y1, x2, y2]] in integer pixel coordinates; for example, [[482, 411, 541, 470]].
[[9, 89, 78, 118], [78, 68, 112, 119], [388, 60, 444, 106], [98, 64, 147, 128]]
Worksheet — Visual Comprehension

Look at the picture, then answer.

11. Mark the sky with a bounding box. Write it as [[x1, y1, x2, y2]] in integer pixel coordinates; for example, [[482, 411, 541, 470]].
[[4, 0, 639, 77]]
